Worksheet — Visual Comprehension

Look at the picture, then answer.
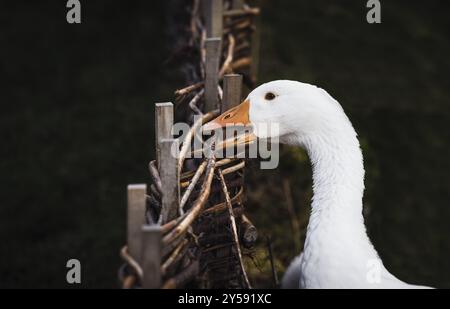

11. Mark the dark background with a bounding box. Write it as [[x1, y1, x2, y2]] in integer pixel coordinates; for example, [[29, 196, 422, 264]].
[[1, 0, 449, 288]]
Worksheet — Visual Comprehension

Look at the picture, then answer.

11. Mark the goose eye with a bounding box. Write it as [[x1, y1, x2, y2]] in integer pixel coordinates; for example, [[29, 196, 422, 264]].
[[265, 92, 276, 101]]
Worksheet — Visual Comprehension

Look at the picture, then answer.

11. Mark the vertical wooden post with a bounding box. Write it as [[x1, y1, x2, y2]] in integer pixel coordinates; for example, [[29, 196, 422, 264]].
[[203, 0, 223, 38], [222, 74, 243, 112], [127, 184, 147, 260], [141, 224, 162, 289], [155, 102, 174, 171], [159, 138, 180, 223], [204, 38, 222, 112]]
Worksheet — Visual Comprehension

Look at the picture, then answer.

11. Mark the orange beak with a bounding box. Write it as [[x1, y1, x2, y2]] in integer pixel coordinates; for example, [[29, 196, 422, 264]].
[[203, 99, 252, 131], [202, 99, 256, 144]]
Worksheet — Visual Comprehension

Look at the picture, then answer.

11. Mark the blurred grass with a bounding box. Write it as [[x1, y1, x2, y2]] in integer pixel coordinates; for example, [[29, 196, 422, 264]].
[[1, 0, 449, 288]]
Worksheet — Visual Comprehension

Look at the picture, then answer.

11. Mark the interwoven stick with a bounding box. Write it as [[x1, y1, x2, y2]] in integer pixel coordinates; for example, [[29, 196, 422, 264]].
[[179, 160, 208, 212], [221, 160, 245, 175], [175, 82, 204, 97], [188, 89, 205, 115], [148, 160, 163, 196], [217, 169, 251, 288], [120, 246, 143, 281], [161, 212, 188, 235]]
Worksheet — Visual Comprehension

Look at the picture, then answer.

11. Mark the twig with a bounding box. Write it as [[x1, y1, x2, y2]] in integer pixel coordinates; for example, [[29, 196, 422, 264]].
[[149, 184, 161, 200], [215, 157, 239, 168], [120, 246, 143, 281], [221, 160, 245, 175], [217, 170, 251, 289], [231, 57, 251, 71], [148, 160, 163, 195], [161, 212, 188, 235], [175, 82, 204, 97], [188, 89, 205, 115], [240, 215, 257, 248], [219, 34, 236, 77], [179, 160, 208, 212]]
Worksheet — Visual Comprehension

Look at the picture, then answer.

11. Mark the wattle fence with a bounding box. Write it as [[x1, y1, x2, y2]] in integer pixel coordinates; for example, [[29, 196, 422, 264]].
[[118, 0, 262, 289]]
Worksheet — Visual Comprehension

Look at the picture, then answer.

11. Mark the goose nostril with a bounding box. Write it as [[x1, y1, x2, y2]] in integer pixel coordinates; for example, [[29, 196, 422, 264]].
[[223, 113, 232, 120]]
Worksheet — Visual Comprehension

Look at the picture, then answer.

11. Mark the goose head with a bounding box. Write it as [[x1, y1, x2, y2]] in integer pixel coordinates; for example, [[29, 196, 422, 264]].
[[203, 80, 350, 146]]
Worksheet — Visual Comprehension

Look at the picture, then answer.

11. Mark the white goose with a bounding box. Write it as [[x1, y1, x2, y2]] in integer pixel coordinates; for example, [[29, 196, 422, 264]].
[[204, 80, 432, 289]]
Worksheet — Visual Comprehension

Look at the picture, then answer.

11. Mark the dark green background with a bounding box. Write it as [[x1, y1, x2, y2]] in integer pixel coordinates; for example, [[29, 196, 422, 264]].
[[1, 0, 449, 288]]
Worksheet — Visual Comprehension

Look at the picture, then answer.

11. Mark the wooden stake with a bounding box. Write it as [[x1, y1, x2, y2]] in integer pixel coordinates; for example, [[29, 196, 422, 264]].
[[204, 38, 222, 112], [141, 225, 162, 289], [159, 138, 180, 223], [222, 74, 243, 112], [127, 184, 147, 261], [203, 0, 223, 38], [155, 102, 174, 171]]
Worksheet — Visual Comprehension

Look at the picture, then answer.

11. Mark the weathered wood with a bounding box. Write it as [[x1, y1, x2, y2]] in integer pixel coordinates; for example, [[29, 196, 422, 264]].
[[141, 225, 162, 289], [159, 138, 180, 224], [127, 184, 147, 261], [222, 74, 243, 112], [203, 0, 223, 38], [204, 38, 222, 112], [155, 102, 174, 172]]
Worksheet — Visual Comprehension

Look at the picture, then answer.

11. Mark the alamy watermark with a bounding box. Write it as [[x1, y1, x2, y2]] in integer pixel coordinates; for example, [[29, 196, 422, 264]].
[[171, 118, 280, 170], [366, 0, 381, 24], [66, 258, 81, 284], [66, 0, 81, 24], [65, 1, 380, 25]]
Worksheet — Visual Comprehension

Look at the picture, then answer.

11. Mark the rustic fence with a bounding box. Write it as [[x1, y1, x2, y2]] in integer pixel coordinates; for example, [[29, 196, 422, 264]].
[[118, 0, 261, 289]]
